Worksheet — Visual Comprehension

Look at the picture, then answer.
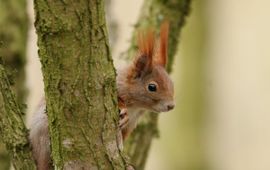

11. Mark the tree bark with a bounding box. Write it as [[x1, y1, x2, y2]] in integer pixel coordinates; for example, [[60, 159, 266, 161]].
[[0, 0, 28, 105], [0, 0, 29, 169], [0, 60, 36, 169], [34, 0, 127, 169], [123, 0, 191, 169]]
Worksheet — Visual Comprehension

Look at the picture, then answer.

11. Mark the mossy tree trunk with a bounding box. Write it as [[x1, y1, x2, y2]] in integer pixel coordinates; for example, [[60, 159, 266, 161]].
[[124, 0, 191, 169], [0, 0, 28, 106], [0, 0, 28, 169], [0, 61, 36, 169], [34, 0, 127, 169]]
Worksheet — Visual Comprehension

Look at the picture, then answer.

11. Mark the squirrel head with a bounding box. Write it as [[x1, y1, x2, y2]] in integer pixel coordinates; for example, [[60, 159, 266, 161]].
[[122, 22, 175, 112]]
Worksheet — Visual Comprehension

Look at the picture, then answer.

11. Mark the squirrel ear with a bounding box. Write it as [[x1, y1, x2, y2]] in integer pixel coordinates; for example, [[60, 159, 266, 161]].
[[156, 21, 169, 67], [133, 29, 155, 78]]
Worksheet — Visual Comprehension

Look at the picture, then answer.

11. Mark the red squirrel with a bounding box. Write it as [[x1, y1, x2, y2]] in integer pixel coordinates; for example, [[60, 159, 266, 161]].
[[29, 22, 174, 170]]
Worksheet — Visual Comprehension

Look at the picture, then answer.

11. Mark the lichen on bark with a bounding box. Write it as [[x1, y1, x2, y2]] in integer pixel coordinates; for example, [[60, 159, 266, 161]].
[[0, 0, 29, 168], [0, 60, 36, 170], [0, 0, 29, 105], [34, 0, 127, 169]]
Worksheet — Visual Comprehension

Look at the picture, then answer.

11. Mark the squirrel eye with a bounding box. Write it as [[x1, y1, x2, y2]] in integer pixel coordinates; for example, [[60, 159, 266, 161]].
[[148, 83, 157, 92]]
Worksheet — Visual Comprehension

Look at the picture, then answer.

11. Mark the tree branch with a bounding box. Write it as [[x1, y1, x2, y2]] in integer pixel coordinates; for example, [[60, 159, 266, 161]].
[[124, 0, 192, 169], [0, 60, 36, 169], [0, 0, 29, 168], [0, 0, 29, 105]]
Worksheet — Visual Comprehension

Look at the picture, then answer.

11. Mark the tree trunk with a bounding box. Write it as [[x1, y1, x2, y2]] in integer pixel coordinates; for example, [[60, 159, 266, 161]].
[[34, 0, 127, 169], [0, 0, 28, 106], [0, 61, 36, 169], [124, 0, 191, 169], [0, 0, 28, 169]]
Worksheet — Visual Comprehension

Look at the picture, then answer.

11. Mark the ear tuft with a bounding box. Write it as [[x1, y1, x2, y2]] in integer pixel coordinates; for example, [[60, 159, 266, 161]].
[[133, 54, 149, 78], [131, 29, 155, 78], [157, 21, 169, 67], [138, 29, 155, 60]]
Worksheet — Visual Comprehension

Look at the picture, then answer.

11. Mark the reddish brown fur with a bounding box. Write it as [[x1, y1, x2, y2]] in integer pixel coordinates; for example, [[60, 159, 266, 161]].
[[127, 22, 169, 80], [117, 21, 174, 138], [157, 21, 169, 67], [127, 29, 156, 80], [138, 28, 155, 62]]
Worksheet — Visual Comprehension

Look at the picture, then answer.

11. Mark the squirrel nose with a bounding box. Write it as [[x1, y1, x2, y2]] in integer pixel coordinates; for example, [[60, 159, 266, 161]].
[[167, 104, 175, 111]]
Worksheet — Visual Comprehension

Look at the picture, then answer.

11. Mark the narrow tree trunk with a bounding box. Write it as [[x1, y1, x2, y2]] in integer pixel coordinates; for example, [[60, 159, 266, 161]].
[[34, 0, 127, 169], [124, 0, 191, 169], [0, 0, 28, 105], [0, 60, 36, 169], [0, 0, 29, 169]]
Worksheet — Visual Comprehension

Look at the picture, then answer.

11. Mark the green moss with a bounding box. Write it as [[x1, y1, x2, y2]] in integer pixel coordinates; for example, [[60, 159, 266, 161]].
[[0, 62, 36, 169], [0, 0, 28, 105], [0, 0, 29, 168], [34, 0, 126, 169]]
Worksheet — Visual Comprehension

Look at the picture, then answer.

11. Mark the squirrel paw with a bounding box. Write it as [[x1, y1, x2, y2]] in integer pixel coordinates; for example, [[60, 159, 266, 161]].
[[119, 108, 129, 129]]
